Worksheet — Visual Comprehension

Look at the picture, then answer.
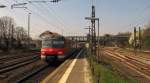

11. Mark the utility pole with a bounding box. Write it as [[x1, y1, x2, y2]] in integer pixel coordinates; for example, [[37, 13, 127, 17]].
[[97, 19, 100, 60], [91, 5, 96, 55], [0, 5, 7, 49], [11, 24, 14, 49], [11, 1, 61, 49], [85, 8, 99, 57], [88, 26, 91, 36], [134, 27, 137, 55], [11, 3, 31, 49], [139, 27, 142, 50], [28, 13, 31, 49]]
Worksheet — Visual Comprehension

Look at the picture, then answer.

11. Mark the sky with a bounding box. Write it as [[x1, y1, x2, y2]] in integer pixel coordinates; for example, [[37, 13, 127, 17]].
[[0, 0, 150, 39]]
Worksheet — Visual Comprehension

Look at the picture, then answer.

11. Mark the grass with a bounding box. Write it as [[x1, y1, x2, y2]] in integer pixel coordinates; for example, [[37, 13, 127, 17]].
[[86, 49, 136, 83], [94, 62, 136, 83]]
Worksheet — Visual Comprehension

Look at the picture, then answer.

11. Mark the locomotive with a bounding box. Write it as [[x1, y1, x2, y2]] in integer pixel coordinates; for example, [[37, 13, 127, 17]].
[[40, 31, 74, 62]]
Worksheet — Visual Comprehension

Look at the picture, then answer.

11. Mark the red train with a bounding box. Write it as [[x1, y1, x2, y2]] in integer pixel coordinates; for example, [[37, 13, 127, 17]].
[[40, 31, 74, 63]]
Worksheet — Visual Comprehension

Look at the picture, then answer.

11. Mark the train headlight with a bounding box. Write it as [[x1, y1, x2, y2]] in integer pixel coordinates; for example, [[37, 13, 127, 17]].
[[49, 49, 53, 52], [41, 51, 45, 55], [58, 51, 63, 55], [41, 55, 46, 60]]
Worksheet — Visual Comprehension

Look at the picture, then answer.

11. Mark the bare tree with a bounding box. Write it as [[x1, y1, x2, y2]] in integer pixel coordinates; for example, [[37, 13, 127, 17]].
[[14, 26, 28, 48], [0, 16, 15, 50]]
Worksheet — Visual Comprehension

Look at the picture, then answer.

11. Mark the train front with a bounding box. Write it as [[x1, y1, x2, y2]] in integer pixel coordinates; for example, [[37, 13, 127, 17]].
[[40, 37, 65, 62]]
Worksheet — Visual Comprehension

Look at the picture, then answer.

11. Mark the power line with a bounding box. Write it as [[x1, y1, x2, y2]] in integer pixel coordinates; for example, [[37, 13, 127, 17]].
[[38, 3, 63, 29], [10, 0, 61, 38], [32, 3, 61, 30], [2, 0, 27, 27], [43, 3, 73, 33], [44, 2, 75, 32], [6, 0, 49, 35], [42, 3, 65, 27], [39, 3, 66, 34], [123, 1, 150, 28], [27, 1, 63, 33], [9, 0, 63, 33], [27, 0, 75, 34]]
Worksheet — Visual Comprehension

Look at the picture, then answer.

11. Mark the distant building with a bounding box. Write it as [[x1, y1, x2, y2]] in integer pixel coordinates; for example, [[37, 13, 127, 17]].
[[129, 30, 144, 46]]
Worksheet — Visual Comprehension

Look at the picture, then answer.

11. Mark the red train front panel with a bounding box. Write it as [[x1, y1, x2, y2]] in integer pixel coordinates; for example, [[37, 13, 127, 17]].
[[41, 37, 66, 62]]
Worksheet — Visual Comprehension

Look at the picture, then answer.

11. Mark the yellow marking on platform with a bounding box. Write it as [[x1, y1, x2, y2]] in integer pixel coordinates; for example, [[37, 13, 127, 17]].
[[58, 50, 82, 83]]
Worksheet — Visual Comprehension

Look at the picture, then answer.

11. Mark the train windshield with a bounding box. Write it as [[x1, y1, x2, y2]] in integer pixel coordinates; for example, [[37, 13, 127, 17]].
[[42, 39, 64, 48]]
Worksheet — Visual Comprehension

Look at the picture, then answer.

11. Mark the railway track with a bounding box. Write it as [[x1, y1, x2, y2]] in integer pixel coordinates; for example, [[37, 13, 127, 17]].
[[0, 56, 39, 74], [104, 47, 150, 64], [1, 60, 44, 83], [15, 63, 54, 83], [15, 49, 81, 83], [117, 49, 150, 61], [0, 55, 39, 68], [0, 49, 81, 83], [104, 50, 150, 80], [10, 62, 49, 83], [0, 52, 39, 63]]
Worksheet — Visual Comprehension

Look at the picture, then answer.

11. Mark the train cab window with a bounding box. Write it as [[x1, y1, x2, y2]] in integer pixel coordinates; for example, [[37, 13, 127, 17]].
[[52, 40, 64, 48], [42, 39, 64, 48], [42, 40, 52, 48]]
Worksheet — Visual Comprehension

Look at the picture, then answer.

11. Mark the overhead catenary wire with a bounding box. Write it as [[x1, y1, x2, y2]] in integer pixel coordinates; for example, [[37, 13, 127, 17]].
[[29, 1, 75, 35], [5, 0, 64, 34], [44, 2, 74, 33], [22, 3, 56, 34], [39, 3, 67, 35], [2, 0, 84, 36], [2, 0, 27, 27], [41, 3, 65, 29], [4, 0, 49, 36], [123, 1, 150, 29], [26, 1, 64, 34], [30, 2, 78, 35], [37, 3, 64, 30]]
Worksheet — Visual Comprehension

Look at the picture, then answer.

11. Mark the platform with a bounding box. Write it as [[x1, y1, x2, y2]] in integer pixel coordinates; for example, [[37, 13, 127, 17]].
[[41, 50, 92, 83]]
